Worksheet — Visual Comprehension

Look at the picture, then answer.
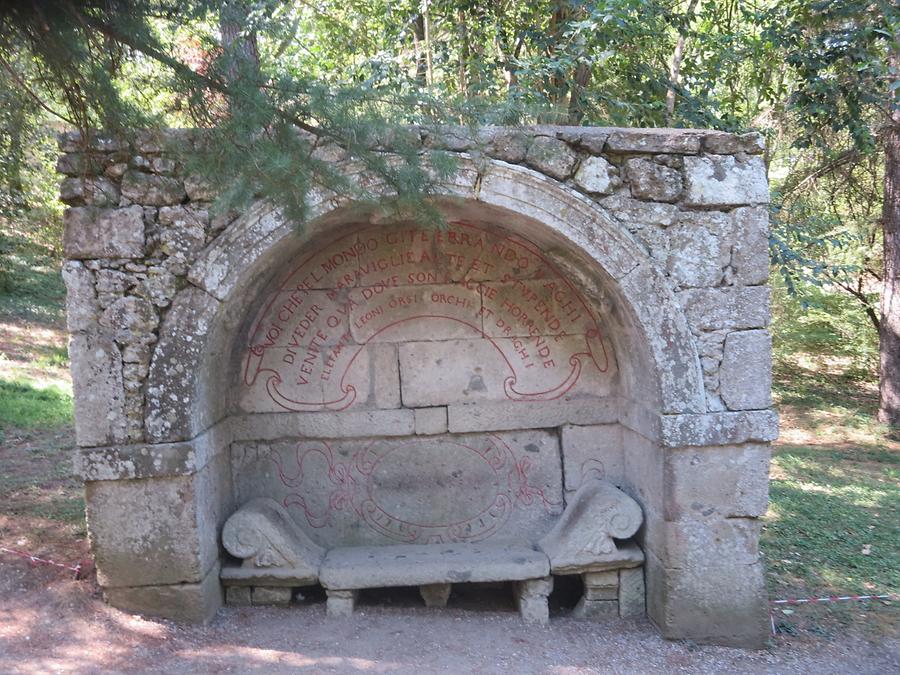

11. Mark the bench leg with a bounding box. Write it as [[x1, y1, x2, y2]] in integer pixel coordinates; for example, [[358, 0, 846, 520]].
[[419, 583, 452, 608], [514, 577, 552, 625], [326, 589, 358, 617]]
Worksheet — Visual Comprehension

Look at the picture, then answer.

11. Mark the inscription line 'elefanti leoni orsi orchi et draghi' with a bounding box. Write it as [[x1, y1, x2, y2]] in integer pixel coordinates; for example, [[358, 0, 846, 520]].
[[60, 126, 776, 648]]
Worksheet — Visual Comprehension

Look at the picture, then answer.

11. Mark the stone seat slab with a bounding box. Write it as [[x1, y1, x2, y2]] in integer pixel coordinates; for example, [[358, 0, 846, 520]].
[[319, 543, 549, 590], [220, 565, 318, 587]]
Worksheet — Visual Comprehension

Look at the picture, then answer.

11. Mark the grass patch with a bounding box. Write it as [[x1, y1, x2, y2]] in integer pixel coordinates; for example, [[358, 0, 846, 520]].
[[763, 445, 899, 596], [0, 377, 73, 432], [0, 218, 65, 326]]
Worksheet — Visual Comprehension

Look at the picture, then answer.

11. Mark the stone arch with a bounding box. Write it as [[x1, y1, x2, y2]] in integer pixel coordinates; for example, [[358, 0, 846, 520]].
[[145, 158, 705, 444]]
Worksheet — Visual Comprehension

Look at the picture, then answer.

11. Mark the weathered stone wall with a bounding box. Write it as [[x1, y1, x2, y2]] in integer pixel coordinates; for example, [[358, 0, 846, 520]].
[[60, 125, 776, 645]]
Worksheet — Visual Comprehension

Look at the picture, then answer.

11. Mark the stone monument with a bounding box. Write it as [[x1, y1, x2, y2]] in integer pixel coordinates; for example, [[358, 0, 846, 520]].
[[60, 126, 776, 647]]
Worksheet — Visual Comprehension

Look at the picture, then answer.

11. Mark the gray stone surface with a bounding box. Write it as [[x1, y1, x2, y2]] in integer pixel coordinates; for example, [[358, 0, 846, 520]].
[[573, 156, 615, 194], [414, 407, 448, 435], [539, 479, 643, 574], [720, 330, 772, 410], [222, 498, 324, 584], [582, 570, 618, 600], [69, 333, 127, 447], [683, 155, 768, 206], [326, 589, 358, 617], [625, 158, 682, 202], [63, 205, 145, 259], [660, 410, 779, 448], [232, 430, 563, 548], [606, 130, 701, 154], [573, 598, 618, 619], [320, 543, 549, 589], [665, 444, 770, 519], [419, 583, 452, 608], [62, 261, 99, 332], [104, 563, 222, 623], [251, 586, 292, 606], [677, 286, 770, 331], [525, 136, 578, 179], [514, 576, 552, 625], [85, 474, 210, 588], [560, 424, 624, 491], [121, 170, 187, 206], [618, 566, 645, 618], [225, 585, 252, 606], [59, 127, 774, 646], [145, 287, 220, 443]]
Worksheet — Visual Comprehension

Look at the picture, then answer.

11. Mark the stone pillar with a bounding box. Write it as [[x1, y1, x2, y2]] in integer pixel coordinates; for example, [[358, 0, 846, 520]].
[[513, 577, 553, 625], [326, 589, 358, 617]]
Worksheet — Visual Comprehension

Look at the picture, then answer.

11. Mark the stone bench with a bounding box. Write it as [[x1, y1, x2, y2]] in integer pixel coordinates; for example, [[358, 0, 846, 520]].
[[220, 478, 644, 624]]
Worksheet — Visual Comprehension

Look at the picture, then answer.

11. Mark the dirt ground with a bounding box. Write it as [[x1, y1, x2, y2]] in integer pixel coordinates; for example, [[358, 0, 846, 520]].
[[0, 557, 897, 675]]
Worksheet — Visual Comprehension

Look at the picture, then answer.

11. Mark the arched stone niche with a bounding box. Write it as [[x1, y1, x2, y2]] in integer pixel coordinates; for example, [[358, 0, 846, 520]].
[[63, 130, 777, 648]]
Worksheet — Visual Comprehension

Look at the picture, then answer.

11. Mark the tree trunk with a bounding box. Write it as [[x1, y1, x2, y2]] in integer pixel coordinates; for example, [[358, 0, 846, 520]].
[[665, 0, 699, 126], [878, 121, 900, 431], [413, 14, 428, 85], [219, 0, 260, 87]]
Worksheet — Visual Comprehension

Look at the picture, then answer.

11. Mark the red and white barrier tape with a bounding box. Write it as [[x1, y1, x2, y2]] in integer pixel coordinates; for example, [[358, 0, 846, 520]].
[[769, 593, 896, 635], [0, 546, 84, 579]]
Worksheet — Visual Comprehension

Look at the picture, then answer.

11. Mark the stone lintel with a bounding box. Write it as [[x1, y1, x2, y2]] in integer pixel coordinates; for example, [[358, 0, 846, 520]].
[[660, 410, 779, 448], [229, 409, 415, 441], [75, 419, 231, 481]]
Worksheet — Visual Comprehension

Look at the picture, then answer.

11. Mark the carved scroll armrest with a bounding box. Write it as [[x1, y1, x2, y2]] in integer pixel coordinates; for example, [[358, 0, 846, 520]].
[[222, 498, 325, 581], [538, 478, 643, 574]]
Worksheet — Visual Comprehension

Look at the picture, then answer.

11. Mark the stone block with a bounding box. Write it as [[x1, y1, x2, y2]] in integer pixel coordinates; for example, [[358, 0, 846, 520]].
[[121, 170, 187, 206], [399, 339, 508, 407], [448, 397, 619, 433], [99, 296, 158, 345], [63, 205, 145, 259], [69, 333, 127, 447], [573, 156, 614, 195], [57, 152, 104, 176], [513, 576, 552, 625], [702, 132, 765, 155], [573, 598, 618, 619], [650, 555, 768, 648], [371, 343, 401, 409], [185, 174, 217, 201], [229, 410, 415, 441], [420, 583, 452, 607], [582, 570, 618, 600], [624, 158, 682, 202], [720, 330, 772, 410], [86, 474, 213, 588], [479, 128, 530, 163], [660, 410, 778, 448], [666, 214, 730, 289], [145, 287, 220, 443], [665, 444, 770, 520], [225, 585, 252, 606], [618, 567, 645, 618], [525, 136, 577, 180], [321, 544, 549, 589], [236, 430, 562, 547], [597, 194, 679, 229], [606, 130, 701, 154], [560, 424, 624, 491], [61, 261, 99, 332], [414, 407, 448, 435], [252, 586, 292, 606], [555, 128, 609, 154], [683, 155, 768, 207], [731, 207, 770, 286], [60, 176, 120, 207], [104, 564, 222, 623], [676, 286, 770, 331], [158, 205, 208, 259], [326, 589, 358, 617]]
